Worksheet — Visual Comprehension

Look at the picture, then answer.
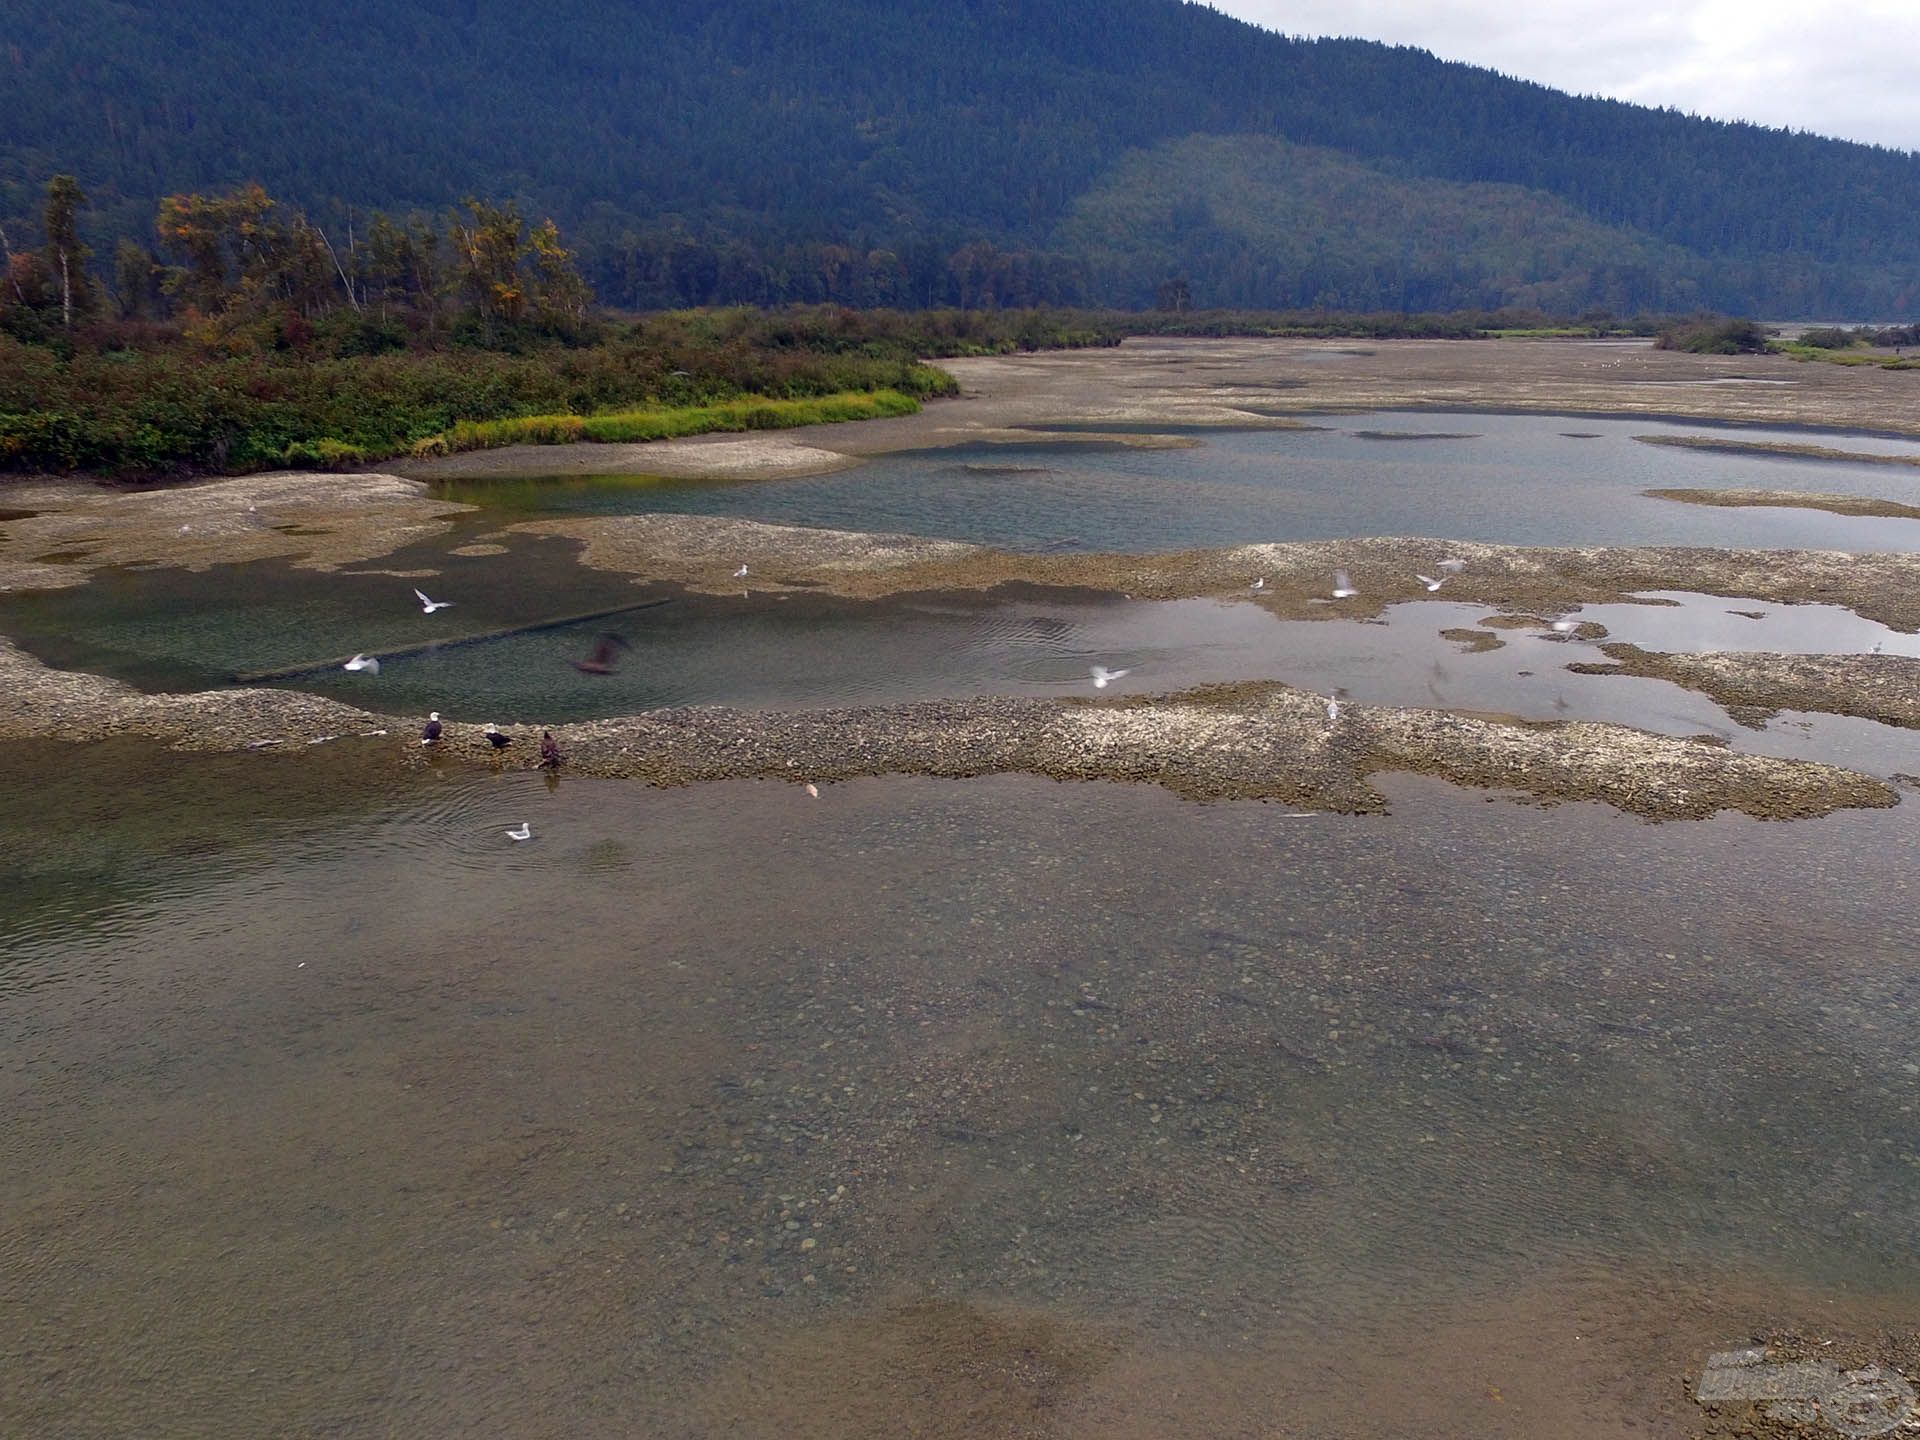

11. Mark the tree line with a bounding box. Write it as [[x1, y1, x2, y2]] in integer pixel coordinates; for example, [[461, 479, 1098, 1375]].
[[1, 175, 594, 353]]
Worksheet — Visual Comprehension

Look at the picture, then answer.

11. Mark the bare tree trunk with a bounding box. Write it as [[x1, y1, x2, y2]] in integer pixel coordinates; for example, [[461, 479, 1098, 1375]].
[[59, 250, 72, 327], [315, 224, 362, 312]]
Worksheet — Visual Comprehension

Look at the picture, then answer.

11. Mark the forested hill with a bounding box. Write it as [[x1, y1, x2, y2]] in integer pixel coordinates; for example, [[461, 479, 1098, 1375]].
[[5, 0, 1919, 316]]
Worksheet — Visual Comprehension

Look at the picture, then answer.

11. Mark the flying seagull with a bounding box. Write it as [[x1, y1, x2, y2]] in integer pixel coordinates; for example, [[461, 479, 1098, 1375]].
[[1438, 558, 1467, 574], [1331, 569, 1357, 599], [570, 631, 632, 676], [539, 731, 564, 768], [483, 723, 512, 750], [343, 653, 381, 675], [1090, 665, 1132, 689], [1414, 574, 1446, 592], [505, 822, 532, 842], [1550, 619, 1581, 636], [413, 587, 454, 614], [420, 711, 443, 745]]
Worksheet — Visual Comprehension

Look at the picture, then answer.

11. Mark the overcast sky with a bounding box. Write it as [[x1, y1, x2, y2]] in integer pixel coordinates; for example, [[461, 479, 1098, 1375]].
[[1211, 1, 1920, 154]]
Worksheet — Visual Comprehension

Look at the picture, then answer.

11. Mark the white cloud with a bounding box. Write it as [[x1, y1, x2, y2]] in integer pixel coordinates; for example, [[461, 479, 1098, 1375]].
[[1211, 1, 1920, 152]]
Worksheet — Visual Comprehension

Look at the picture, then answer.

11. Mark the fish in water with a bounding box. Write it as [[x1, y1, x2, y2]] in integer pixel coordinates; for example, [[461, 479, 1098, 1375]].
[[570, 631, 632, 676], [483, 723, 512, 750], [420, 711, 443, 745], [539, 730, 564, 768]]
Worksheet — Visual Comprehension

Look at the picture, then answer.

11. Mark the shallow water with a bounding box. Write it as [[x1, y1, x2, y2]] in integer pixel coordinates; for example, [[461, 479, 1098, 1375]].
[[430, 411, 1920, 552], [3, 750, 1918, 1437]]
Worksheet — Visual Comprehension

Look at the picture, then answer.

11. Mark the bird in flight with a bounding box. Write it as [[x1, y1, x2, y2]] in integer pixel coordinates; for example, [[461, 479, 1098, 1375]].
[[1438, 558, 1467, 574], [1091, 666, 1132, 689], [1550, 619, 1581, 636], [505, 822, 532, 842], [1331, 569, 1357, 599], [414, 587, 454, 614], [483, 723, 512, 750], [570, 631, 631, 676], [420, 711, 443, 744], [343, 653, 380, 675], [1414, 574, 1446, 592]]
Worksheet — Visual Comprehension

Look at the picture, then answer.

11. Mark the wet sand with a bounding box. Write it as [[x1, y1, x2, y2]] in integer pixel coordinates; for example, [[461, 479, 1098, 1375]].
[[1646, 487, 1920, 520]]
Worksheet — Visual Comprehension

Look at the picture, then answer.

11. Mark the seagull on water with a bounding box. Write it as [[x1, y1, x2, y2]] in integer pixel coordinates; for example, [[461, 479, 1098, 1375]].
[[420, 712, 443, 745], [1870, 640, 1885, 655], [1091, 666, 1132, 689], [1414, 573, 1446, 592], [483, 723, 512, 750], [805, 782, 820, 798], [1331, 569, 1357, 599], [343, 653, 381, 675], [505, 822, 532, 842], [414, 587, 454, 614]]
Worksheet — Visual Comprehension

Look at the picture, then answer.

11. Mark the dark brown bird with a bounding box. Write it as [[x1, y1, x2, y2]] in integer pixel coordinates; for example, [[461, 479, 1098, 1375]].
[[539, 731, 564, 768], [570, 631, 632, 675]]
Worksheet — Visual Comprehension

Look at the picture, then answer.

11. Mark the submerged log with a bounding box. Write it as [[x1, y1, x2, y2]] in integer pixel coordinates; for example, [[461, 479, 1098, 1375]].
[[233, 597, 674, 683]]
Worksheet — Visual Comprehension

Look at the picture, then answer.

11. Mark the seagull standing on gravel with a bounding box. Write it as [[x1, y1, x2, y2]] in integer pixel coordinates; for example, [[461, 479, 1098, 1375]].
[[343, 653, 381, 675], [1091, 666, 1132, 689], [1326, 693, 1342, 722], [1332, 569, 1357, 599], [1250, 577, 1266, 591], [414, 587, 454, 614], [420, 712, 443, 745], [733, 564, 749, 578], [505, 822, 532, 842], [1414, 573, 1446, 592]]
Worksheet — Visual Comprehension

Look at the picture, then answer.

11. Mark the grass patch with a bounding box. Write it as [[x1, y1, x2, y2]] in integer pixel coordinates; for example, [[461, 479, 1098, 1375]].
[[429, 389, 921, 456]]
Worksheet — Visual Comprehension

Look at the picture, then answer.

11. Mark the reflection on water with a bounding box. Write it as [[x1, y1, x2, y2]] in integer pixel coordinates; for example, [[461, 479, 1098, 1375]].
[[428, 411, 1920, 553], [3, 753, 1918, 1437]]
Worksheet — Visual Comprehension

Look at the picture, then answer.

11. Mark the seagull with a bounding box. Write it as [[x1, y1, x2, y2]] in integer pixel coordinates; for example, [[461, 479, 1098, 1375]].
[[1326, 693, 1341, 722], [1438, 558, 1467, 574], [1331, 569, 1357, 599], [570, 631, 631, 676], [805, 782, 819, 798], [1414, 574, 1446, 592], [420, 711, 443, 745], [1091, 666, 1132, 689], [539, 731, 564, 768], [1550, 619, 1581, 636], [483, 723, 512, 750], [505, 822, 532, 841], [343, 653, 381, 675], [1870, 640, 1885, 655], [733, 564, 749, 578], [1250, 577, 1266, 591], [413, 587, 454, 614]]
